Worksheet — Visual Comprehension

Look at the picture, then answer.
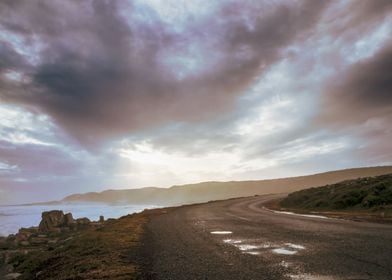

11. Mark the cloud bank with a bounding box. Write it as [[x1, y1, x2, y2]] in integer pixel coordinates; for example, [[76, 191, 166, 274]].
[[0, 0, 327, 145]]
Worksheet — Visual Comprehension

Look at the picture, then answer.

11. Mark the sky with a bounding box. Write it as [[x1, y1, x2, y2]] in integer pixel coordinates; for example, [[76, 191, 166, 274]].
[[0, 0, 391, 204]]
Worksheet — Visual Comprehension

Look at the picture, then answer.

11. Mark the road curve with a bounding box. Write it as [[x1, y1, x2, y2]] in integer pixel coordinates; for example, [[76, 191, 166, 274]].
[[140, 194, 392, 280]]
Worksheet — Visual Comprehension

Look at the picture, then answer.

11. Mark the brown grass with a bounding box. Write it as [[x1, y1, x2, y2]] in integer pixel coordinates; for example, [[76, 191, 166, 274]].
[[14, 213, 147, 280]]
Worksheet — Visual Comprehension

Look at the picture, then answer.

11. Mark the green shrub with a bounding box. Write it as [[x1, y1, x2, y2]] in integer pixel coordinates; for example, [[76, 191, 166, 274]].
[[281, 174, 392, 210]]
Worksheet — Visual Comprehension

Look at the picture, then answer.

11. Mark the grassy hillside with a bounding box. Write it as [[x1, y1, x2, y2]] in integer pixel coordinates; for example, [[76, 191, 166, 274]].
[[280, 174, 392, 211], [63, 166, 392, 206]]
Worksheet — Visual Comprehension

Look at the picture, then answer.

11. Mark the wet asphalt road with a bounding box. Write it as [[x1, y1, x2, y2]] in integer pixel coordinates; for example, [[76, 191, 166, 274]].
[[141, 195, 392, 280]]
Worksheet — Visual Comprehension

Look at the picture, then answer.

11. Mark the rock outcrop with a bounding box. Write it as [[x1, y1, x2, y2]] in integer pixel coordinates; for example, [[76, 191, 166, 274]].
[[39, 210, 68, 232], [38, 210, 93, 233], [76, 217, 90, 225], [64, 213, 76, 226], [1, 210, 105, 279], [15, 228, 36, 242]]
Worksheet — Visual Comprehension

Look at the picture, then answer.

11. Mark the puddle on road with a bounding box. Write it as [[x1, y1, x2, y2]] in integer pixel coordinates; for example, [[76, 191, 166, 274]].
[[223, 239, 242, 244], [285, 243, 306, 250], [288, 274, 336, 280], [244, 251, 260, 255], [210, 231, 232, 235], [271, 210, 329, 219], [272, 248, 298, 255], [223, 239, 266, 254], [272, 242, 306, 255], [260, 243, 272, 248], [221, 237, 306, 258], [235, 244, 260, 251]]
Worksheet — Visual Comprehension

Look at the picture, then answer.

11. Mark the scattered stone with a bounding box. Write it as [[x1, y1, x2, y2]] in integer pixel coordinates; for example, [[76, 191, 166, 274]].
[[50, 228, 62, 234], [30, 237, 47, 245], [61, 227, 70, 233], [4, 273, 22, 279], [19, 241, 30, 246], [48, 239, 58, 244], [15, 228, 35, 242], [62, 237, 74, 243]]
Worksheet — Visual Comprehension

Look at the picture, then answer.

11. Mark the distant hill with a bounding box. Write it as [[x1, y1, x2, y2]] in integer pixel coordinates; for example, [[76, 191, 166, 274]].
[[63, 166, 392, 206], [280, 174, 392, 210]]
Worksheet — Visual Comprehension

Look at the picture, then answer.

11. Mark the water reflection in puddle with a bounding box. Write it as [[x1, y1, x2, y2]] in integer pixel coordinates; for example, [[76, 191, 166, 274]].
[[288, 274, 336, 280], [235, 244, 260, 251], [269, 209, 329, 219], [210, 231, 232, 234], [272, 242, 306, 255], [272, 248, 298, 255], [223, 239, 242, 244], [221, 237, 306, 258], [286, 243, 305, 250]]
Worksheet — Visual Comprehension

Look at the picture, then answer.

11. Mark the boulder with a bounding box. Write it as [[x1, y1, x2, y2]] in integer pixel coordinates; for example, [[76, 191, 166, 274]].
[[38, 211, 65, 232], [76, 218, 90, 225], [99, 215, 105, 223], [64, 213, 76, 225], [38, 210, 79, 232], [15, 228, 36, 242]]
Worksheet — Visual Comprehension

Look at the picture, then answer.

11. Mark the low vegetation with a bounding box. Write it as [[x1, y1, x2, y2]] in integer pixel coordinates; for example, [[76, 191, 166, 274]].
[[1, 213, 147, 280], [280, 174, 392, 219]]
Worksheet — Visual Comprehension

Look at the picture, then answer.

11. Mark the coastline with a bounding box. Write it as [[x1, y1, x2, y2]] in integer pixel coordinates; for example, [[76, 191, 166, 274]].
[[0, 210, 149, 280], [0, 203, 155, 237]]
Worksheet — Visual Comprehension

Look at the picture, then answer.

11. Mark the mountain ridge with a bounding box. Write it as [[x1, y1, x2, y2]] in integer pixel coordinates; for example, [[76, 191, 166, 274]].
[[62, 166, 392, 206]]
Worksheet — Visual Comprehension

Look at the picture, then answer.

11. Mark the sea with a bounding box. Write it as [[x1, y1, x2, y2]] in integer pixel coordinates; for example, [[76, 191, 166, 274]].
[[0, 203, 157, 237]]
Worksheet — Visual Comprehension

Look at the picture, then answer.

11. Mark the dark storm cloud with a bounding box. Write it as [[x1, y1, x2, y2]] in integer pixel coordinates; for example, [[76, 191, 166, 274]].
[[329, 0, 392, 37], [319, 42, 392, 126], [318, 40, 392, 161], [0, 42, 26, 71], [0, 0, 327, 146]]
